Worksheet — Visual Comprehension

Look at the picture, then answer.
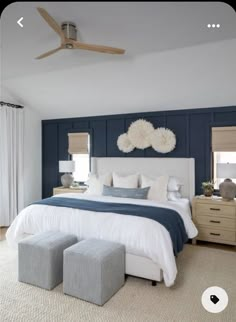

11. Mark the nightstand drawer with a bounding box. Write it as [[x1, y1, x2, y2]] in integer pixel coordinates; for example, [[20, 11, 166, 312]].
[[196, 203, 235, 218], [198, 227, 236, 242], [53, 190, 73, 195], [195, 215, 236, 230], [53, 187, 87, 195]]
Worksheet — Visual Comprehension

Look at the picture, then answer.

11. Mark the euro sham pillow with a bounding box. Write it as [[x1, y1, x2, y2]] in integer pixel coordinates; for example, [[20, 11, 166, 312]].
[[141, 174, 169, 202], [112, 172, 139, 188], [85, 173, 112, 195], [102, 185, 150, 199]]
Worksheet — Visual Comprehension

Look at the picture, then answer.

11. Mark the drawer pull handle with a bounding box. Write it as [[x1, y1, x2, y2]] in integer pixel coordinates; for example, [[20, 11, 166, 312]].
[[210, 233, 221, 236], [210, 208, 220, 211], [209, 220, 221, 224]]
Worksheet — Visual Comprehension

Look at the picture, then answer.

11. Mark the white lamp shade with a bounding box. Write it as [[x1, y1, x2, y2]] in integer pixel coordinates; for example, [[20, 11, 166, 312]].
[[59, 160, 75, 173], [217, 163, 236, 179]]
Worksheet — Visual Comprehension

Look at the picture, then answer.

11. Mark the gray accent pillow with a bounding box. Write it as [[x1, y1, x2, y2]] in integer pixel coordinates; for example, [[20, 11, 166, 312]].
[[102, 185, 150, 199]]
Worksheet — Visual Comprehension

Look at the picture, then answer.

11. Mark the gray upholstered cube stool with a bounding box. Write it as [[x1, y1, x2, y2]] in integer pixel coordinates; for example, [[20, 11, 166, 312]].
[[18, 231, 78, 290], [63, 238, 125, 306]]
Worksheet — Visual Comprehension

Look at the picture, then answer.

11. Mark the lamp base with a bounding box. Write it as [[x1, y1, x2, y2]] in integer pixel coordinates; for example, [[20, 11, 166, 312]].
[[61, 173, 74, 188]]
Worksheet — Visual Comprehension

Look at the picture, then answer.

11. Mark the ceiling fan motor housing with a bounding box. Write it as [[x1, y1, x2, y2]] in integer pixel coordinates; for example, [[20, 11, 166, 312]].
[[61, 22, 77, 41]]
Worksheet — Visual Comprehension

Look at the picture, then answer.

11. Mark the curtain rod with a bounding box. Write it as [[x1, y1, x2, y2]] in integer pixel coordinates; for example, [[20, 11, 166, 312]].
[[0, 101, 24, 109]]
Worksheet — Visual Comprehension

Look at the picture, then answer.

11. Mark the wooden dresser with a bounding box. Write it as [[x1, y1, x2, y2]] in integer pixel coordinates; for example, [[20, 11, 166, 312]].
[[192, 196, 236, 246]]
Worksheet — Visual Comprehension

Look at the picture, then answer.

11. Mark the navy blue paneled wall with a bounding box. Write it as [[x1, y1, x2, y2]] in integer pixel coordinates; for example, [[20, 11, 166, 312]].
[[42, 106, 236, 198]]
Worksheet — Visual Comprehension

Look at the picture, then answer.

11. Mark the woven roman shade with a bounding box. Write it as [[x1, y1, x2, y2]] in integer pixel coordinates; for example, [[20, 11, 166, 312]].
[[212, 126, 236, 152], [68, 132, 89, 154]]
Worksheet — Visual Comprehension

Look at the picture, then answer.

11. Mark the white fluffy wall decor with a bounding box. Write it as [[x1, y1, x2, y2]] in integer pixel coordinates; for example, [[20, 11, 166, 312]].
[[150, 128, 176, 153], [117, 133, 135, 153], [117, 119, 176, 154], [127, 119, 154, 149]]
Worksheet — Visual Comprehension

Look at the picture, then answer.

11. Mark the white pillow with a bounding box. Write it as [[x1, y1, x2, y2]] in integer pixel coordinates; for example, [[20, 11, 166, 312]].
[[113, 172, 139, 188], [168, 176, 183, 192], [167, 191, 182, 201], [141, 174, 169, 202], [85, 173, 112, 195]]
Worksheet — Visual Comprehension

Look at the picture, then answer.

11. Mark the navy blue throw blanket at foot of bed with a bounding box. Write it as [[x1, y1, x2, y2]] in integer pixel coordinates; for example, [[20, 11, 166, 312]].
[[32, 197, 188, 255]]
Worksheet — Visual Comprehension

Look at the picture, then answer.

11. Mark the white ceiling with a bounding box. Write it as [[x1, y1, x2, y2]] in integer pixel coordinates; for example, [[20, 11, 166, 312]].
[[1, 2, 236, 118]]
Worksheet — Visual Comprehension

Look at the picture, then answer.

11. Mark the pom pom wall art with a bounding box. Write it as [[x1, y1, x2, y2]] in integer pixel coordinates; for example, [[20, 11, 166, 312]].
[[150, 128, 176, 153], [117, 119, 176, 154], [127, 119, 154, 149], [117, 133, 134, 153]]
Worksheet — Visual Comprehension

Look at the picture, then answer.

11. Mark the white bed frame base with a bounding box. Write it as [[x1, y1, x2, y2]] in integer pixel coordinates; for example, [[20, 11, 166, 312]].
[[91, 157, 195, 283], [126, 253, 163, 282]]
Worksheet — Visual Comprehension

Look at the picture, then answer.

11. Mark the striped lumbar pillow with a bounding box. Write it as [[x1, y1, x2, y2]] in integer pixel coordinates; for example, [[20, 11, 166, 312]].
[[102, 185, 150, 199]]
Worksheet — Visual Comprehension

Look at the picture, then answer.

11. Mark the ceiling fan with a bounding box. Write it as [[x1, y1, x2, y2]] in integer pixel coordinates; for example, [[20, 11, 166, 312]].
[[36, 7, 125, 59]]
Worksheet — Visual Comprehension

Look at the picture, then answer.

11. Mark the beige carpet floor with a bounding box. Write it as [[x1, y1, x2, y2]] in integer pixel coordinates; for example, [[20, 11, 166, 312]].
[[0, 240, 235, 322]]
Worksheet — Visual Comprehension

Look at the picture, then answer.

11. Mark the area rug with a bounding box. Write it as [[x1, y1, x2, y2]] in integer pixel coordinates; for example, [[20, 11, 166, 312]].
[[0, 241, 235, 322]]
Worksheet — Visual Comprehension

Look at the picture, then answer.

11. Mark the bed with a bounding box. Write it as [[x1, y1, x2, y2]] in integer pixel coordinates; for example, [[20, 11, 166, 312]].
[[6, 157, 198, 287]]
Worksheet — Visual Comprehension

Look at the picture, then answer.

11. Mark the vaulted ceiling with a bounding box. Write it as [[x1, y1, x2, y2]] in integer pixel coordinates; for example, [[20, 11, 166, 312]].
[[1, 2, 236, 118]]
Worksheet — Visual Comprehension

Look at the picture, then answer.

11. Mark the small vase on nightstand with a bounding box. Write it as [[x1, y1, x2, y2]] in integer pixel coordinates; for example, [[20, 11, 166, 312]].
[[202, 181, 214, 197], [203, 190, 213, 197]]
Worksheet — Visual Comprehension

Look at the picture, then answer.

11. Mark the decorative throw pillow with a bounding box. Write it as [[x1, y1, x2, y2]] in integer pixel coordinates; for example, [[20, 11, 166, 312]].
[[167, 191, 182, 201], [102, 185, 150, 199], [112, 172, 139, 188], [85, 173, 112, 195], [167, 176, 183, 192], [141, 174, 169, 202]]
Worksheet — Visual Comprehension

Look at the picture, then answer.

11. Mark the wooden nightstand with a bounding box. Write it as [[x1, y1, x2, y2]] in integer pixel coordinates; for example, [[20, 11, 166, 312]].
[[53, 186, 87, 195], [192, 196, 236, 246]]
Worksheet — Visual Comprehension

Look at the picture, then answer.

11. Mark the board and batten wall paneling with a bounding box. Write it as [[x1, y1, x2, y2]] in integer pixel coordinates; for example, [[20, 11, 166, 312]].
[[213, 111, 236, 123], [58, 122, 73, 185], [189, 113, 212, 195], [42, 106, 236, 198], [90, 120, 107, 157], [42, 123, 58, 197], [166, 114, 188, 157], [58, 123, 72, 159], [72, 121, 90, 129], [107, 119, 125, 157]]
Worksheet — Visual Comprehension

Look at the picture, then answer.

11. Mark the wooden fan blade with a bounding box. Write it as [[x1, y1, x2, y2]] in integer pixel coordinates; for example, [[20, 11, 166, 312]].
[[72, 41, 125, 54], [37, 7, 65, 42], [35, 46, 63, 59]]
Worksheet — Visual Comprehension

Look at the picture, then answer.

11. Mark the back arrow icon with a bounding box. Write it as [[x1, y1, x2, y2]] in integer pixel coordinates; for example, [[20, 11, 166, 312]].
[[17, 17, 23, 28]]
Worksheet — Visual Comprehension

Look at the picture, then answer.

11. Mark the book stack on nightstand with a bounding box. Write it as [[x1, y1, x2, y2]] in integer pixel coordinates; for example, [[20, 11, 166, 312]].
[[192, 196, 236, 246], [53, 186, 87, 196]]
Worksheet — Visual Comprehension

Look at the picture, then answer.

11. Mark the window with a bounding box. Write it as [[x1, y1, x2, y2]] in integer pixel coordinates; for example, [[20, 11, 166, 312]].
[[212, 127, 236, 189], [72, 153, 90, 183], [213, 152, 236, 189], [68, 132, 90, 183]]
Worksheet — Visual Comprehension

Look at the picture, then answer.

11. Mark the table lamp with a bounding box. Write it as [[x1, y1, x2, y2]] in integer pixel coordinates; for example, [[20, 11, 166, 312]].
[[217, 163, 236, 201], [59, 160, 75, 188]]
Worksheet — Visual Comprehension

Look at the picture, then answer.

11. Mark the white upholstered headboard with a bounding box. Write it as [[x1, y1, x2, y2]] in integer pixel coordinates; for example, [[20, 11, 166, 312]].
[[91, 157, 195, 201]]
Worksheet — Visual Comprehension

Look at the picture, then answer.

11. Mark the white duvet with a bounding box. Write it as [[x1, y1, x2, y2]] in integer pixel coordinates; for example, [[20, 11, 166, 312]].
[[6, 194, 198, 287]]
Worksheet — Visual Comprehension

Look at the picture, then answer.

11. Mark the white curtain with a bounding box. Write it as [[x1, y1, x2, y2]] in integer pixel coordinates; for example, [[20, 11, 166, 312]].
[[0, 104, 24, 226]]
